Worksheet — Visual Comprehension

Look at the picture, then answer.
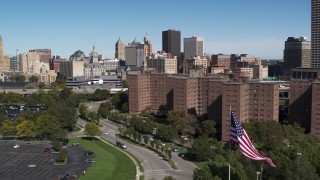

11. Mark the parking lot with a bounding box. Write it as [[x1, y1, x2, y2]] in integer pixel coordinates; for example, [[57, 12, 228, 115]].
[[0, 141, 92, 180]]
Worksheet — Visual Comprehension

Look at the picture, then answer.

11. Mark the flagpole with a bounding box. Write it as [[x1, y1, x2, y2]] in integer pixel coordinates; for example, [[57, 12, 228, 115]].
[[260, 164, 263, 180], [228, 105, 231, 180]]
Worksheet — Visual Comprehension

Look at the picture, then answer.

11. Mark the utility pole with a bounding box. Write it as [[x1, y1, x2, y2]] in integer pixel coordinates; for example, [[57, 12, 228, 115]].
[[297, 152, 302, 180]]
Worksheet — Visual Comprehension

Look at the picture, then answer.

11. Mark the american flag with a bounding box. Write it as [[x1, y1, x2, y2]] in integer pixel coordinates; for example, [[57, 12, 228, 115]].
[[230, 111, 276, 167]]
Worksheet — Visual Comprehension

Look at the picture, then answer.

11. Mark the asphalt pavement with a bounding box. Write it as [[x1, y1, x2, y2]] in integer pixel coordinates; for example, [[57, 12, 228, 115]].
[[79, 101, 197, 180]]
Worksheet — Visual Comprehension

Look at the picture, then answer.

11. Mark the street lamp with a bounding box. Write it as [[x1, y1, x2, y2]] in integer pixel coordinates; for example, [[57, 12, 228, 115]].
[[297, 152, 302, 180], [256, 171, 261, 180]]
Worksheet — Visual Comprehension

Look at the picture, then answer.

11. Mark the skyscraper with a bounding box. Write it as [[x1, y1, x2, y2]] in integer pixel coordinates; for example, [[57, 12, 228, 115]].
[[115, 38, 125, 60], [284, 37, 311, 69], [184, 36, 204, 59], [312, 0, 320, 67], [144, 33, 152, 58], [125, 38, 145, 67], [0, 35, 10, 72], [162, 30, 181, 69]]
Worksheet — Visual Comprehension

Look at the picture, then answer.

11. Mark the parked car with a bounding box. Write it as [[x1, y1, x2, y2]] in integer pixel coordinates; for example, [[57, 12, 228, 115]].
[[120, 144, 127, 149], [104, 131, 108, 135], [84, 151, 94, 156], [171, 148, 178, 152], [43, 147, 50, 152], [65, 174, 78, 179], [13, 144, 20, 148], [115, 141, 127, 149], [84, 159, 96, 164], [72, 142, 80, 146]]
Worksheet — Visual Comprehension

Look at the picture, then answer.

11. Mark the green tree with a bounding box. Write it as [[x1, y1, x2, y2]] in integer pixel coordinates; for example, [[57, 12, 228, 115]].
[[52, 73, 66, 88], [91, 89, 110, 101], [2, 92, 24, 103], [121, 102, 128, 112], [200, 120, 216, 137], [60, 88, 72, 99], [98, 101, 113, 118], [1, 120, 17, 136], [189, 135, 223, 161], [16, 120, 36, 137], [47, 102, 77, 131], [88, 111, 99, 124], [111, 91, 128, 109], [157, 125, 178, 142], [29, 75, 38, 83], [84, 122, 102, 140], [35, 114, 61, 139], [143, 135, 149, 145], [193, 166, 214, 180], [163, 176, 176, 180], [11, 75, 26, 82], [56, 149, 67, 162], [79, 104, 89, 118], [67, 94, 81, 107]]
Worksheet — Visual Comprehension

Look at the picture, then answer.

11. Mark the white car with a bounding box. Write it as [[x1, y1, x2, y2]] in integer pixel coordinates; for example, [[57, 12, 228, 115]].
[[13, 144, 20, 148], [104, 132, 108, 135]]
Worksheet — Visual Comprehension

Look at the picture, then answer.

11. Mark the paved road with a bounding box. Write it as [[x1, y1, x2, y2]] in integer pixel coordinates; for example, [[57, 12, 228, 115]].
[[81, 101, 196, 180]]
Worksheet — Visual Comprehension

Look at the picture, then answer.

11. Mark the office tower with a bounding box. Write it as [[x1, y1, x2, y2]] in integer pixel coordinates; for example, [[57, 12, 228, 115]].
[[60, 61, 84, 78], [184, 36, 204, 59], [144, 33, 152, 58], [10, 49, 19, 71], [284, 37, 311, 69], [312, 0, 320, 67], [162, 30, 181, 69], [115, 38, 125, 60], [211, 54, 231, 70], [185, 56, 208, 75], [0, 36, 10, 72], [146, 52, 177, 74], [125, 38, 145, 67], [29, 49, 51, 63]]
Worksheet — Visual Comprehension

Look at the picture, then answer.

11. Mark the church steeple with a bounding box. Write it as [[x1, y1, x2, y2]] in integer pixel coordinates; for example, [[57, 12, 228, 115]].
[[89, 42, 98, 63]]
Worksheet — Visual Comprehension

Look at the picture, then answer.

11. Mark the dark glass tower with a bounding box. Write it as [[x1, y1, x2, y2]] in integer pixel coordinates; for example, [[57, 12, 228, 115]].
[[162, 29, 181, 70]]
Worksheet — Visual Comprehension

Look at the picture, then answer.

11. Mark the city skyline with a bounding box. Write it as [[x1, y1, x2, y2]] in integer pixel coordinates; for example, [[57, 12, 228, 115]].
[[0, 0, 310, 59]]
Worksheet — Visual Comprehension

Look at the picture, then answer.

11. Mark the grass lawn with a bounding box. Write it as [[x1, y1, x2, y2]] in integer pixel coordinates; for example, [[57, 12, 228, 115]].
[[69, 137, 136, 180]]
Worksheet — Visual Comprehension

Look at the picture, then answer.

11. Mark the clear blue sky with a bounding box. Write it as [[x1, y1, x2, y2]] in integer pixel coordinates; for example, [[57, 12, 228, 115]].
[[0, 0, 310, 59]]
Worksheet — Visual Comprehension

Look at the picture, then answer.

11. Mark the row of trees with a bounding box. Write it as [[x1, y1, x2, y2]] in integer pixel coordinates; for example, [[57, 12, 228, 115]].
[[8, 75, 41, 83], [107, 105, 320, 179], [1, 115, 66, 140], [119, 126, 172, 160], [193, 121, 320, 179], [0, 87, 80, 138]]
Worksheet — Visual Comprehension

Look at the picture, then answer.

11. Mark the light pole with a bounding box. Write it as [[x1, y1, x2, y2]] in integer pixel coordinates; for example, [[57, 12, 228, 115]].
[[297, 152, 302, 180], [256, 171, 261, 180]]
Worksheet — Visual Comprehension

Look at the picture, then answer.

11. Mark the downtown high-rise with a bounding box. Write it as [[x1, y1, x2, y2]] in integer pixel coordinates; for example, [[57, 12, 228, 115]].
[[312, 0, 320, 67], [283, 37, 311, 69], [162, 29, 181, 70]]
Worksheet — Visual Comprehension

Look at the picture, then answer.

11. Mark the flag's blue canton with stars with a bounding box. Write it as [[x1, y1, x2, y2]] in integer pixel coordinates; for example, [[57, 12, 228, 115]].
[[230, 111, 276, 167]]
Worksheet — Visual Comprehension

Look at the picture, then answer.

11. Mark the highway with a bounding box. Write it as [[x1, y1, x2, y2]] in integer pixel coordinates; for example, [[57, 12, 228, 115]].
[[82, 101, 196, 180]]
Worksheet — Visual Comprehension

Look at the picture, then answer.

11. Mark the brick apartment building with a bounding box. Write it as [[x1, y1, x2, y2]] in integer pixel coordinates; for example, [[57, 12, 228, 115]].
[[128, 72, 279, 141]]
